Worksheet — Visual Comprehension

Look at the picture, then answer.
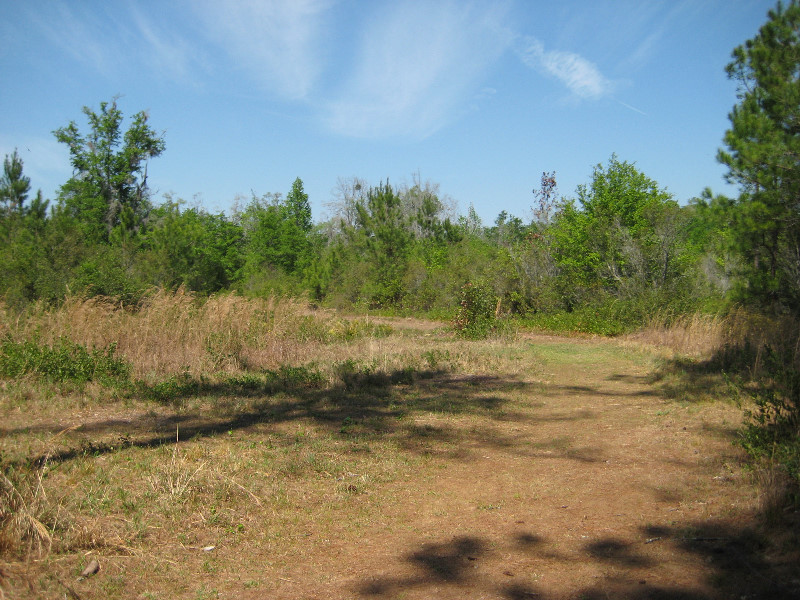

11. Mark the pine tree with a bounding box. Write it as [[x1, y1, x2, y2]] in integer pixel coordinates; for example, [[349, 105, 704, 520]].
[[0, 149, 31, 215], [718, 1, 800, 308]]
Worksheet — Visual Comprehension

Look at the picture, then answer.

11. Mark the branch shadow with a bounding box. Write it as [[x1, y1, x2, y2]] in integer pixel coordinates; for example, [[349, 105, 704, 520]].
[[354, 521, 800, 600], [2, 367, 602, 469], [360, 536, 487, 596]]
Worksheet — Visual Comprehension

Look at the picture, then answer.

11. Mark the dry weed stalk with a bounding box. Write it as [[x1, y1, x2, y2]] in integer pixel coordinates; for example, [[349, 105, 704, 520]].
[[630, 312, 726, 357], [149, 429, 205, 500], [631, 308, 800, 364]]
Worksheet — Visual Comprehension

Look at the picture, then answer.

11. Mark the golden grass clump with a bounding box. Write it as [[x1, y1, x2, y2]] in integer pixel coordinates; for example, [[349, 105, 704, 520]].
[[0, 469, 53, 559], [0, 289, 328, 378], [630, 307, 800, 364], [627, 312, 722, 357]]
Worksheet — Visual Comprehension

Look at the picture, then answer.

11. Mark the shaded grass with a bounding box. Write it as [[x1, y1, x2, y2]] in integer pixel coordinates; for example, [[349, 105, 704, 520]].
[[639, 309, 800, 532]]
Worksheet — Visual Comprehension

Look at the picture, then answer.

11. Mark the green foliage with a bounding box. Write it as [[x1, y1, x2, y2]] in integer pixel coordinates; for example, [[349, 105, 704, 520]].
[[285, 177, 313, 235], [520, 301, 639, 336], [351, 182, 414, 307], [72, 249, 146, 304], [718, 1, 800, 310], [0, 149, 31, 215], [0, 207, 83, 307], [53, 98, 165, 243], [237, 181, 313, 294], [0, 337, 130, 386], [549, 155, 691, 310], [145, 372, 201, 403], [453, 282, 497, 339], [139, 200, 243, 294]]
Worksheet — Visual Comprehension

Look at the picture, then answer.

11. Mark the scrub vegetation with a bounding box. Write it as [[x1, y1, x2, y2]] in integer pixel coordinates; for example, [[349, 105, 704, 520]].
[[1, 2, 800, 598]]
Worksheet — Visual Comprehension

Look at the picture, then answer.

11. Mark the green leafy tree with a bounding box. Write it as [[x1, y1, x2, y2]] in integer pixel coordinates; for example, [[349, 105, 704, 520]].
[[718, 1, 800, 309], [54, 99, 165, 243], [550, 155, 677, 306], [139, 200, 243, 294]]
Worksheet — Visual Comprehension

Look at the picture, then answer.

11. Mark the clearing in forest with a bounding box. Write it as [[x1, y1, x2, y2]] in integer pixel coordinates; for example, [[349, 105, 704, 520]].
[[1, 320, 796, 599]]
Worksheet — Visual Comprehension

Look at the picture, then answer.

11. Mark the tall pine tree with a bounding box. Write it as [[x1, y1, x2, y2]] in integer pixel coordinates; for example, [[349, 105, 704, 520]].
[[718, 1, 800, 309]]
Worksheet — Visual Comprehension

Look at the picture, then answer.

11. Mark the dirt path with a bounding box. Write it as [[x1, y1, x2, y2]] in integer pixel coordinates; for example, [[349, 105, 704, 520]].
[[246, 335, 771, 599]]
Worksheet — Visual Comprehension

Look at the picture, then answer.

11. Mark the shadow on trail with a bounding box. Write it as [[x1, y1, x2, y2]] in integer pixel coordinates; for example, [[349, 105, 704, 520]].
[[355, 519, 800, 600], [361, 536, 487, 596], [648, 355, 744, 405], [3, 367, 601, 469]]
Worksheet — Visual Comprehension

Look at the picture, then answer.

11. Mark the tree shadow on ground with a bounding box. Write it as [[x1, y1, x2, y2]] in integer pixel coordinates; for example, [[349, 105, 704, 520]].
[[360, 536, 490, 596], [647, 350, 749, 405], [354, 517, 800, 599], [2, 367, 602, 469]]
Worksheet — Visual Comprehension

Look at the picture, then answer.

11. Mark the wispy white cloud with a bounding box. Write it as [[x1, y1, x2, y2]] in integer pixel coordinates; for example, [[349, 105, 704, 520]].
[[323, 1, 513, 139], [193, 0, 333, 100], [28, 3, 202, 84], [129, 6, 200, 83], [518, 36, 613, 100], [30, 4, 117, 77]]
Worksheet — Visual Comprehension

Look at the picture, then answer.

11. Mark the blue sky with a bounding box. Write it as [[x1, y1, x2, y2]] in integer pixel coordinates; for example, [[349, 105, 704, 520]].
[[0, 1, 775, 224]]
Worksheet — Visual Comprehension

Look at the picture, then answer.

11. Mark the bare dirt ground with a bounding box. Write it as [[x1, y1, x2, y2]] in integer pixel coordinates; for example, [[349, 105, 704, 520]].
[[3, 330, 798, 599], [256, 335, 780, 600]]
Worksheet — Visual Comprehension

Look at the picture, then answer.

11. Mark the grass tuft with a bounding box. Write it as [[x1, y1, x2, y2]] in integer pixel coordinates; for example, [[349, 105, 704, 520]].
[[0, 466, 53, 559]]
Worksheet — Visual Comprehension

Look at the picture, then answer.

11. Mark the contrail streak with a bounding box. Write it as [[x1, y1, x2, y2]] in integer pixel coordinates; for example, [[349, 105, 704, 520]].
[[618, 100, 647, 116]]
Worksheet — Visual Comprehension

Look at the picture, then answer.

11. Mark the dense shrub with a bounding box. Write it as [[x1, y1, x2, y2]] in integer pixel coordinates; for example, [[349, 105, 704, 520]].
[[453, 282, 497, 339], [0, 337, 130, 385]]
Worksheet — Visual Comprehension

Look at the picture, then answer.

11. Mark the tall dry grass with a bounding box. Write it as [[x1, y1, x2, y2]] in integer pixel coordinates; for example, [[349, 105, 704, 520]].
[[629, 307, 800, 365], [0, 467, 53, 559], [0, 289, 337, 378]]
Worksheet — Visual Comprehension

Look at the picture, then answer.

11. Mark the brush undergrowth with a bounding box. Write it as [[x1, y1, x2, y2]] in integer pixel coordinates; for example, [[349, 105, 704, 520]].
[[452, 281, 518, 340], [639, 308, 800, 515], [0, 337, 130, 386], [0, 290, 468, 569]]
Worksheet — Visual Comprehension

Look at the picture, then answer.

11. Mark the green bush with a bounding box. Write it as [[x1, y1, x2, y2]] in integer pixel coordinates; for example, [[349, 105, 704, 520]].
[[453, 282, 497, 339], [0, 337, 130, 386]]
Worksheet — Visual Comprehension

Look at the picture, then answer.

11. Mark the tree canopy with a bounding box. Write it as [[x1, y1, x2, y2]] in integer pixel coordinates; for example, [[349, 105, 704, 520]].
[[54, 98, 165, 243]]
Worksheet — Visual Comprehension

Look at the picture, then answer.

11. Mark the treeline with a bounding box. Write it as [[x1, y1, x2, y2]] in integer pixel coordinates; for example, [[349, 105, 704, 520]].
[[0, 109, 727, 334], [0, 110, 794, 339], [2, 1, 800, 334]]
